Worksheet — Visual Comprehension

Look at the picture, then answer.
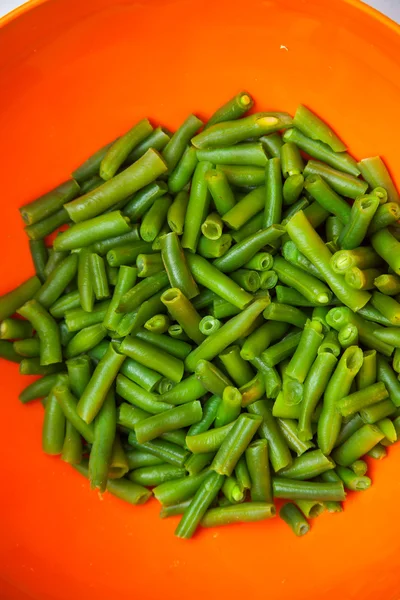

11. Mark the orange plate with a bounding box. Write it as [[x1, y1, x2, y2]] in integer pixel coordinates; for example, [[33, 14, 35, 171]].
[[1, 1, 400, 598]]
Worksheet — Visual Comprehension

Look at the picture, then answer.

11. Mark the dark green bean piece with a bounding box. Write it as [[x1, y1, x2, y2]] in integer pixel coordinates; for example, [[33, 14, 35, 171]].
[[132, 328, 191, 361], [281, 142, 304, 177], [205, 168, 236, 217], [185, 297, 269, 372], [65, 300, 110, 332], [79, 175, 103, 195], [140, 195, 172, 243], [326, 216, 344, 245], [283, 129, 359, 176], [305, 176, 351, 228], [49, 290, 81, 319], [195, 359, 232, 397], [264, 158, 283, 228], [66, 355, 92, 399], [74, 460, 152, 505], [180, 160, 213, 252], [125, 449, 164, 470], [107, 241, 154, 268], [61, 420, 83, 465], [77, 248, 94, 312], [358, 156, 399, 204], [157, 374, 205, 406], [19, 373, 60, 404], [287, 211, 371, 311], [154, 469, 210, 507], [103, 266, 137, 332], [160, 232, 198, 299], [205, 91, 254, 129], [368, 202, 400, 235], [201, 502, 275, 528], [126, 127, 170, 164], [0, 276, 41, 321], [332, 424, 385, 466], [234, 455, 252, 492], [260, 331, 302, 368], [89, 388, 117, 491], [303, 160, 367, 199], [20, 179, 80, 225], [76, 343, 125, 423], [263, 302, 308, 329], [376, 355, 400, 407], [34, 253, 78, 309], [53, 381, 94, 443], [282, 174, 305, 206], [241, 321, 289, 361], [274, 256, 331, 305], [0, 318, 32, 340], [293, 104, 346, 152], [355, 349, 376, 391], [168, 146, 198, 193], [318, 345, 363, 455], [279, 449, 335, 480], [197, 233, 233, 259], [19, 357, 63, 375], [334, 465, 371, 491], [89, 253, 110, 300], [371, 228, 400, 276], [295, 499, 325, 519], [136, 253, 163, 278], [72, 139, 116, 183], [128, 431, 188, 467], [303, 201, 330, 228], [211, 413, 262, 476], [129, 464, 186, 487], [260, 133, 283, 158], [282, 196, 310, 224], [213, 386, 241, 428], [118, 403, 184, 447], [61, 321, 75, 347], [230, 269, 260, 293], [338, 195, 380, 250], [162, 114, 203, 173], [17, 300, 61, 365], [65, 323, 107, 359], [55, 211, 131, 252], [42, 386, 66, 455], [247, 399, 291, 472], [361, 399, 397, 423], [221, 476, 245, 503], [219, 345, 254, 387], [123, 181, 168, 221], [231, 212, 263, 244], [166, 190, 189, 235], [118, 271, 169, 313], [198, 143, 267, 167], [273, 478, 345, 501], [12, 338, 40, 362], [244, 439, 272, 502], [214, 225, 286, 273], [285, 320, 324, 383], [29, 239, 48, 283], [135, 401, 202, 444], [222, 187, 265, 231], [335, 414, 364, 448], [186, 396, 220, 437], [24, 207, 70, 240], [100, 119, 153, 180], [66, 149, 167, 222], [371, 291, 400, 326], [120, 335, 184, 382], [280, 503, 310, 536], [184, 453, 214, 476]]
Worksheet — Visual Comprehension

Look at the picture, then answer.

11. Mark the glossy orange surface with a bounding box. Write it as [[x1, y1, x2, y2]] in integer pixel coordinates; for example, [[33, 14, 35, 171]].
[[1, 1, 400, 598]]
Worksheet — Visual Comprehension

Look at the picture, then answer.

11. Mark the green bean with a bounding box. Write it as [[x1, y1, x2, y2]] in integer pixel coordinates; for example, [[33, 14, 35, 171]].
[[100, 119, 153, 180], [222, 187, 265, 231], [295, 499, 324, 519], [219, 345, 254, 387], [280, 142, 304, 177], [279, 503, 310, 536], [49, 290, 80, 319], [237, 373, 264, 408], [128, 431, 188, 467], [370, 228, 400, 276], [360, 399, 396, 423], [336, 381, 388, 418], [168, 324, 190, 341], [205, 92, 254, 129], [103, 265, 137, 332], [338, 195, 380, 250], [201, 502, 275, 528], [231, 213, 263, 244], [197, 233, 233, 259], [79, 175, 103, 195], [260, 133, 283, 158], [181, 160, 212, 253], [118, 271, 169, 313], [76, 343, 125, 423], [65, 323, 107, 359], [368, 202, 400, 236], [371, 291, 400, 326], [88, 387, 116, 491], [349, 460, 368, 477], [53, 381, 94, 443], [134, 401, 202, 444], [0, 318, 32, 340], [276, 419, 313, 457], [357, 156, 399, 204], [326, 216, 344, 245], [187, 396, 220, 437], [247, 400, 291, 471], [259, 271, 278, 290], [332, 424, 385, 466], [0, 275, 41, 321], [123, 181, 168, 222], [118, 404, 184, 447], [140, 195, 172, 242], [377, 417, 397, 444], [13, 338, 40, 358], [293, 104, 346, 152], [186, 419, 236, 454], [212, 386, 241, 428], [241, 322, 289, 362], [285, 320, 324, 384], [338, 323, 359, 349], [205, 168, 236, 217], [184, 452, 214, 476], [125, 449, 164, 470], [185, 297, 269, 372], [55, 211, 131, 252], [200, 213, 223, 242], [29, 239, 48, 283], [275, 286, 333, 308], [71, 138, 116, 183], [159, 374, 206, 405], [76, 248, 94, 312], [302, 202, 330, 229], [89, 253, 110, 300], [243, 439, 271, 502], [376, 355, 400, 407], [260, 330, 302, 368], [18, 373, 59, 404], [19, 357, 63, 375], [282, 196, 310, 224], [335, 465, 371, 491], [17, 300, 62, 365], [24, 207, 70, 240], [274, 477, 345, 501], [198, 143, 267, 168], [286, 211, 371, 311], [192, 112, 292, 149], [305, 174, 351, 225], [75, 459, 152, 504], [355, 349, 377, 391], [367, 443, 387, 459], [20, 179, 80, 225], [280, 450, 334, 480], [211, 413, 262, 476], [303, 160, 367, 199], [161, 114, 203, 172], [195, 359, 232, 397], [282, 174, 304, 206], [66, 355, 92, 398], [273, 256, 332, 305], [165, 192, 189, 237], [65, 300, 110, 332], [374, 274, 400, 296], [230, 269, 260, 293], [129, 464, 186, 487], [221, 476, 245, 503], [198, 316, 221, 337], [263, 158, 283, 228], [330, 248, 382, 275], [126, 127, 170, 163], [335, 414, 364, 448], [345, 267, 382, 291], [175, 470, 224, 538], [160, 232, 198, 299], [263, 303, 307, 328], [66, 149, 167, 222], [167, 146, 197, 194], [42, 385, 66, 455], [61, 420, 83, 465], [136, 254, 163, 278], [144, 314, 170, 334], [120, 335, 184, 382], [393, 348, 400, 373]]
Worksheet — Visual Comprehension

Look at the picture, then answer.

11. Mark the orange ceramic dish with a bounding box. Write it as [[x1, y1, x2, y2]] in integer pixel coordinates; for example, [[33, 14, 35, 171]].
[[1, 1, 400, 599]]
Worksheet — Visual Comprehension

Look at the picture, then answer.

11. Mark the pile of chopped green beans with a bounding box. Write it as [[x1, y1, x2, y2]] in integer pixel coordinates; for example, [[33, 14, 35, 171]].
[[2, 90, 400, 539]]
